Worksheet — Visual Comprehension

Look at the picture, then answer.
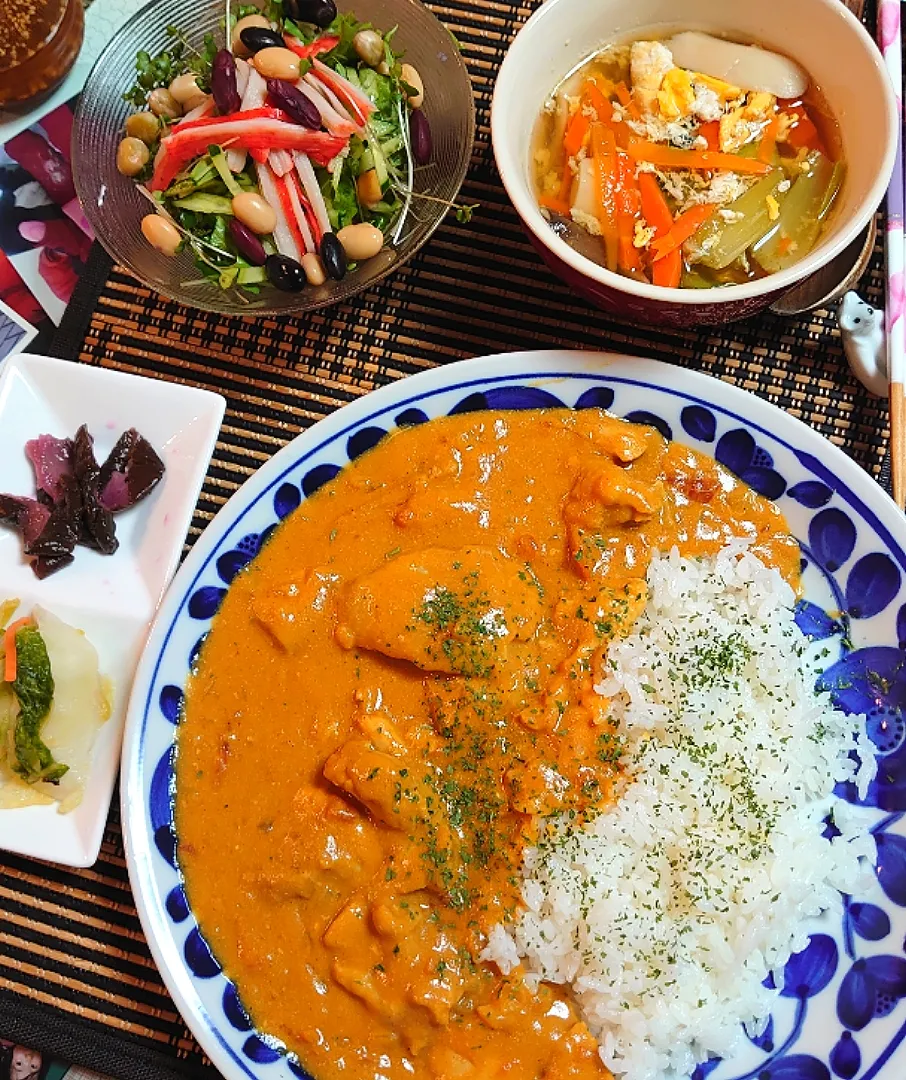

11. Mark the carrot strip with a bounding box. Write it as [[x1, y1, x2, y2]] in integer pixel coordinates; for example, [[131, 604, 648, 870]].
[[539, 193, 571, 215], [698, 120, 720, 151], [638, 174, 681, 288], [652, 245, 682, 287], [781, 108, 825, 155], [758, 114, 781, 164], [614, 151, 645, 279], [591, 123, 619, 271], [614, 81, 640, 120], [638, 173, 672, 233], [583, 80, 612, 122], [626, 138, 772, 175], [650, 204, 715, 261], [564, 110, 591, 158], [3, 618, 31, 684], [582, 79, 631, 148]]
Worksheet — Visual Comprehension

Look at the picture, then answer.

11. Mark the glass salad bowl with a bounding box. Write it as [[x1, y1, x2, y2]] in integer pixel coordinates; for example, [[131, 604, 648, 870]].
[[72, 0, 474, 316]]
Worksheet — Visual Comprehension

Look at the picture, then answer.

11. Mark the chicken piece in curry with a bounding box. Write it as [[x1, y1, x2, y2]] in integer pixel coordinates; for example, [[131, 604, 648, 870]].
[[176, 408, 798, 1080]]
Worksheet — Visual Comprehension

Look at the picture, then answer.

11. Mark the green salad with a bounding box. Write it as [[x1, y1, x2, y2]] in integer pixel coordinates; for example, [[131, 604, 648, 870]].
[[116, 0, 474, 296]]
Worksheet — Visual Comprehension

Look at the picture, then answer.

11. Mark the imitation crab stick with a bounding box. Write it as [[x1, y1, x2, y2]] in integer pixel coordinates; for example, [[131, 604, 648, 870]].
[[650, 203, 715, 261], [626, 138, 773, 175], [150, 119, 347, 190], [638, 173, 681, 288], [3, 618, 31, 683], [312, 59, 375, 126]]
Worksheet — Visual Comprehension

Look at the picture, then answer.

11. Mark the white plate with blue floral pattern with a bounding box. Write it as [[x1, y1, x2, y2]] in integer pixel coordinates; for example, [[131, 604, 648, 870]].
[[122, 352, 906, 1080]]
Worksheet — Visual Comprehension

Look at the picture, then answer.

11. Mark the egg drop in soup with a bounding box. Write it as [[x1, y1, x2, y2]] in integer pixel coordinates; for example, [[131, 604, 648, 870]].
[[531, 31, 844, 289]]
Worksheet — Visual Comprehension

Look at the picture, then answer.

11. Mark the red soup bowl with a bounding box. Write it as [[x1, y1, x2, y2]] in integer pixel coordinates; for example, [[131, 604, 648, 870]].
[[491, 0, 897, 328]]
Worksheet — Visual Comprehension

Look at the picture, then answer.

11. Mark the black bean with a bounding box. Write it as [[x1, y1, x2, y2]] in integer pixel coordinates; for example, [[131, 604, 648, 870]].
[[320, 232, 347, 280], [409, 108, 433, 165], [211, 49, 241, 114], [266, 79, 321, 129], [238, 26, 285, 53], [229, 220, 267, 266], [266, 253, 307, 291], [284, 0, 337, 28]]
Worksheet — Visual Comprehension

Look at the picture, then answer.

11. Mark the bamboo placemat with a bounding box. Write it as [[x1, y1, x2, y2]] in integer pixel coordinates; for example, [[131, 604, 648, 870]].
[[0, 0, 893, 1075]]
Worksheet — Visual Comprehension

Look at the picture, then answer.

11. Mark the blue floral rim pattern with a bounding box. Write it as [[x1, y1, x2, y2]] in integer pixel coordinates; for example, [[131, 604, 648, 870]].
[[125, 357, 906, 1080]]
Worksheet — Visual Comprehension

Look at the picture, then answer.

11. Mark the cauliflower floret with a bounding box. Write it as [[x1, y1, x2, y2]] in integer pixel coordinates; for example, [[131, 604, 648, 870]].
[[630, 40, 675, 114], [658, 68, 696, 120]]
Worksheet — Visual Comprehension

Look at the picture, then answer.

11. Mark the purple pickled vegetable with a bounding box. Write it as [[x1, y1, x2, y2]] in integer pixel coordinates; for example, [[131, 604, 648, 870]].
[[34, 554, 75, 579], [212, 49, 241, 116], [409, 109, 432, 166], [0, 494, 51, 547], [73, 425, 118, 556], [25, 434, 73, 502], [1, 424, 165, 579], [23, 475, 82, 561], [229, 219, 267, 266], [266, 79, 321, 129], [98, 429, 165, 511]]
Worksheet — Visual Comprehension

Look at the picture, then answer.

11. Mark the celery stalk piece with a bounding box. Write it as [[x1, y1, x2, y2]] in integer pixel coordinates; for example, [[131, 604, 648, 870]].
[[172, 193, 236, 215], [688, 171, 785, 270], [753, 152, 839, 274]]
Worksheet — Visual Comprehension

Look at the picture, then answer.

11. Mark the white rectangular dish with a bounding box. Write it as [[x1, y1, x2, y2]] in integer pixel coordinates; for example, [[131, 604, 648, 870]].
[[0, 353, 224, 866]]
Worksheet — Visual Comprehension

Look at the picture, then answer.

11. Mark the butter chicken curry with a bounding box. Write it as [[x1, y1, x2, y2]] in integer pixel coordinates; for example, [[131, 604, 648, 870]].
[[176, 408, 798, 1080]]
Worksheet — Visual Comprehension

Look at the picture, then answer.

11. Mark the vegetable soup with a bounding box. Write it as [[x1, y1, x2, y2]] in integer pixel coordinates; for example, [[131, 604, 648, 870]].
[[532, 32, 844, 289]]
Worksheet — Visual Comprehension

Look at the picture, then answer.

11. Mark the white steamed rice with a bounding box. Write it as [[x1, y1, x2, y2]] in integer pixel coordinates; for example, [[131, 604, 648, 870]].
[[483, 541, 876, 1080]]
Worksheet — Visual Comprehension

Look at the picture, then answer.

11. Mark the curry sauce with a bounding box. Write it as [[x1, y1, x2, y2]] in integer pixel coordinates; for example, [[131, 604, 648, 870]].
[[176, 409, 798, 1080]]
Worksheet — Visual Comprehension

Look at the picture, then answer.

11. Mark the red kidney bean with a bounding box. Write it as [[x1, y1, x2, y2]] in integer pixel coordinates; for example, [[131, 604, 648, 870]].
[[229, 219, 267, 265], [409, 108, 432, 166], [266, 79, 321, 129], [212, 50, 241, 115]]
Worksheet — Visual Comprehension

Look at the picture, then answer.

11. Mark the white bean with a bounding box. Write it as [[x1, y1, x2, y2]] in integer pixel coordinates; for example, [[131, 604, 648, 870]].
[[336, 223, 383, 261]]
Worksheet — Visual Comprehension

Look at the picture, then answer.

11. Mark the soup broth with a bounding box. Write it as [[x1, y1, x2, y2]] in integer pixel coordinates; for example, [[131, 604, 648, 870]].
[[531, 32, 844, 289]]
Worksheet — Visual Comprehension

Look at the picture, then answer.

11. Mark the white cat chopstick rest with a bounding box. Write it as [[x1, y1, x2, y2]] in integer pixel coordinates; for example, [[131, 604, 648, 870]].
[[838, 291, 888, 398]]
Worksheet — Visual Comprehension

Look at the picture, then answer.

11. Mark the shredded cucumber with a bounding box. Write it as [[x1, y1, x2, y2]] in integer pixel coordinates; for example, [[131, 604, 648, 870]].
[[173, 193, 235, 215]]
